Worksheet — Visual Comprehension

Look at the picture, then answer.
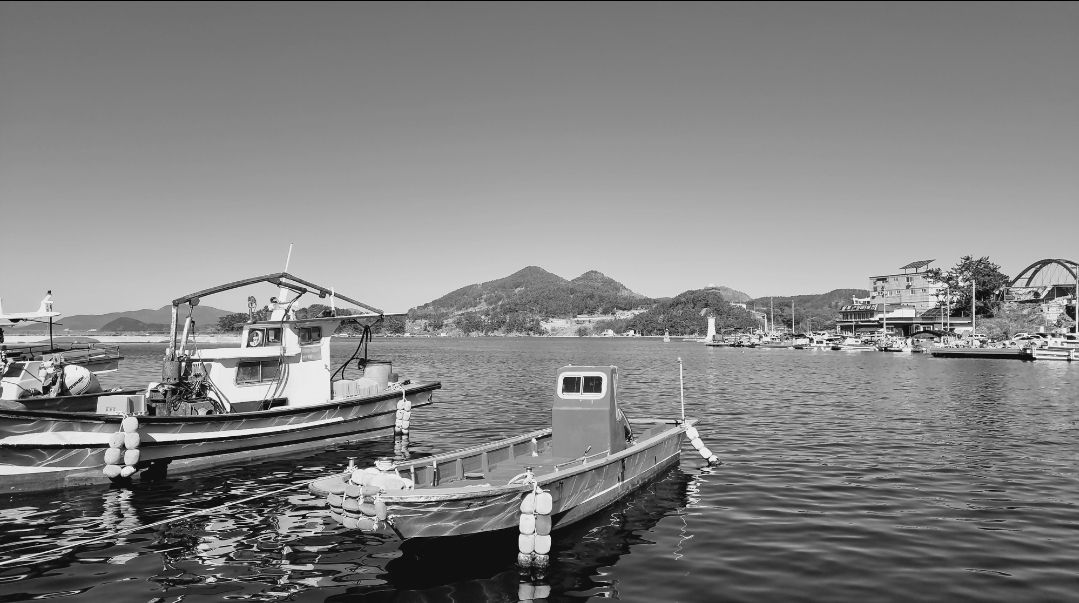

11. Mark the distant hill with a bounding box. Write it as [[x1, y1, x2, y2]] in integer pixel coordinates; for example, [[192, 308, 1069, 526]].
[[8, 304, 233, 334], [570, 271, 648, 299], [595, 288, 760, 336], [99, 317, 169, 333], [409, 266, 652, 335], [703, 285, 752, 303]]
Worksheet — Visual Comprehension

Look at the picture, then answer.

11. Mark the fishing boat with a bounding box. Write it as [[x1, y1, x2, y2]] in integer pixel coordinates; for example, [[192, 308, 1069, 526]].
[[309, 364, 717, 568], [1, 294, 122, 375], [1029, 333, 1079, 361], [0, 273, 441, 494], [830, 337, 877, 351]]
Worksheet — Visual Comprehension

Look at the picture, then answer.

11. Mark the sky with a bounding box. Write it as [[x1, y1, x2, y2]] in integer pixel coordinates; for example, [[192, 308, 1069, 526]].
[[1, 2, 1076, 316]]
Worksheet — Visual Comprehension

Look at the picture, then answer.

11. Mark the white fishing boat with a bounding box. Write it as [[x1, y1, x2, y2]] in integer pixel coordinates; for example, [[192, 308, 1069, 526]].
[[830, 337, 877, 351], [1, 294, 122, 376], [309, 364, 718, 570], [1029, 333, 1079, 361], [0, 273, 441, 495]]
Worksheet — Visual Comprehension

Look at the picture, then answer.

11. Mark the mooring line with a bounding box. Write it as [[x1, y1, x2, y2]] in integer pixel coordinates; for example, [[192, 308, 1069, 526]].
[[0, 479, 317, 569]]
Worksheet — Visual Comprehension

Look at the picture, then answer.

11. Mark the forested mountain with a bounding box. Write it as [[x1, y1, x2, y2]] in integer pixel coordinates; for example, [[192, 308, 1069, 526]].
[[408, 266, 652, 335], [592, 288, 760, 336]]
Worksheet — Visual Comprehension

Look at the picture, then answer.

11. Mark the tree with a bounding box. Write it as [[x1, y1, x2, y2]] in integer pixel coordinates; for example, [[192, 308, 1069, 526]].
[[217, 306, 271, 332], [924, 256, 1010, 318]]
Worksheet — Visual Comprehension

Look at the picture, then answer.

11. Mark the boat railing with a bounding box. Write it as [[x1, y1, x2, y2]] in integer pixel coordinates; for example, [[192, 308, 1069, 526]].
[[1, 342, 121, 361], [553, 447, 611, 471]]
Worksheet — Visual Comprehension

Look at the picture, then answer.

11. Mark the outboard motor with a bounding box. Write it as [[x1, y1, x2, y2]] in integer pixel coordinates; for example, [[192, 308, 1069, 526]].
[[552, 365, 630, 460]]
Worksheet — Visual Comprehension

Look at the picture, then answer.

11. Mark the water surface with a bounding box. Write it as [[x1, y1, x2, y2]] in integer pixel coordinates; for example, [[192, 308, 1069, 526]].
[[0, 338, 1076, 602]]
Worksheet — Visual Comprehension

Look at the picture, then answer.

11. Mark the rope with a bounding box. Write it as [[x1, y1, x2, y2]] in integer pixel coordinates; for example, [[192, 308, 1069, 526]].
[[0, 477, 315, 569]]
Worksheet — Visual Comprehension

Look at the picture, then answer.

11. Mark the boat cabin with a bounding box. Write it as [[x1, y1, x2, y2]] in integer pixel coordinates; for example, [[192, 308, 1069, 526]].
[[185, 315, 346, 412], [553, 365, 628, 459]]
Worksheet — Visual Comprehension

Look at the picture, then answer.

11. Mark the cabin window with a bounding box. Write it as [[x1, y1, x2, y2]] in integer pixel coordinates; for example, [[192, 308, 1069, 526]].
[[266, 328, 282, 344], [236, 360, 281, 384], [246, 328, 266, 347], [561, 376, 581, 394], [298, 326, 322, 345], [558, 372, 606, 399], [583, 376, 603, 394]]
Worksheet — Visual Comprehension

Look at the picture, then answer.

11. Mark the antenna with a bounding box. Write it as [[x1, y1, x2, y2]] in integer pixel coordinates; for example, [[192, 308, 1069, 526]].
[[284, 243, 294, 272], [678, 357, 685, 423]]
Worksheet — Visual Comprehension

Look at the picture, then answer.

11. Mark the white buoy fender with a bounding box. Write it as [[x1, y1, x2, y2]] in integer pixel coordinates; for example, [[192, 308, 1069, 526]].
[[350, 470, 372, 486], [104, 448, 123, 465], [361, 485, 382, 497], [403, 400, 412, 411], [519, 583, 536, 601], [396, 399, 406, 411], [533, 584, 551, 598], [120, 465, 136, 478], [690, 437, 705, 451], [518, 533, 535, 554], [356, 517, 379, 531], [402, 410, 411, 421], [358, 502, 377, 517], [123, 449, 140, 466], [327, 493, 343, 508], [685, 426, 700, 441], [344, 482, 362, 498], [395, 409, 405, 420], [343, 497, 361, 513], [534, 534, 552, 555], [121, 416, 139, 433], [103, 464, 122, 478], [535, 491, 553, 515], [708, 454, 719, 464], [519, 513, 536, 535], [517, 552, 533, 567], [520, 492, 536, 514], [123, 432, 141, 449], [698, 447, 713, 460], [108, 432, 125, 449], [532, 554, 550, 569], [535, 513, 552, 536], [374, 498, 387, 521], [340, 515, 360, 530], [401, 419, 410, 430]]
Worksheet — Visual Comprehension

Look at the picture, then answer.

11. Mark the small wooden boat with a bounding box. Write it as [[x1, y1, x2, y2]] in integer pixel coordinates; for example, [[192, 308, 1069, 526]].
[[0, 273, 441, 494], [310, 365, 716, 567]]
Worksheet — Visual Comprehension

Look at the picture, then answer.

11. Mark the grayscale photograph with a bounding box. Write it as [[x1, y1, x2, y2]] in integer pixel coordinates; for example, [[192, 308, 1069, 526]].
[[0, 2, 1076, 601]]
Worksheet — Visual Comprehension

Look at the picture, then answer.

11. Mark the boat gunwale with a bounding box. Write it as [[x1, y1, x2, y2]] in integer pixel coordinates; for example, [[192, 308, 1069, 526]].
[[0, 381, 441, 424]]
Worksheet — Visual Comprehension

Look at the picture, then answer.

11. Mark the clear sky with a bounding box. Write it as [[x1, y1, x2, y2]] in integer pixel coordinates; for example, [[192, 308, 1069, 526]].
[[1, 2, 1076, 315]]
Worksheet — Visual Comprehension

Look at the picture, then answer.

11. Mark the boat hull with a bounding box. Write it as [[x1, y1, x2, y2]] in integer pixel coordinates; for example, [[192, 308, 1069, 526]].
[[323, 420, 687, 539], [0, 382, 440, 473]]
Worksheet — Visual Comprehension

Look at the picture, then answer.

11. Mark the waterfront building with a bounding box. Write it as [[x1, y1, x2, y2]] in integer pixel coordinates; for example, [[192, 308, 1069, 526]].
[[837, 260, 971, 336]]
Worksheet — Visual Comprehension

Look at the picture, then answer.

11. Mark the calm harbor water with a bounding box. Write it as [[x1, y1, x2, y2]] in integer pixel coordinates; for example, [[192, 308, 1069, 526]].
[[0, 338, 1077, 602]]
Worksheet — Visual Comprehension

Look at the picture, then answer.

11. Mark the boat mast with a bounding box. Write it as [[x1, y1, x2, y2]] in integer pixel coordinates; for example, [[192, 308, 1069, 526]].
[[971, 280, 976, 335], [770, 297, 774, 337]]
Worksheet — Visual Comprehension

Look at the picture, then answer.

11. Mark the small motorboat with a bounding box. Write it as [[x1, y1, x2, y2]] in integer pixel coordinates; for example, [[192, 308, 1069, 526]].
[[0, 273, 441, 494], [310, 364, 717, 569], [1, 293, 123, 377]]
